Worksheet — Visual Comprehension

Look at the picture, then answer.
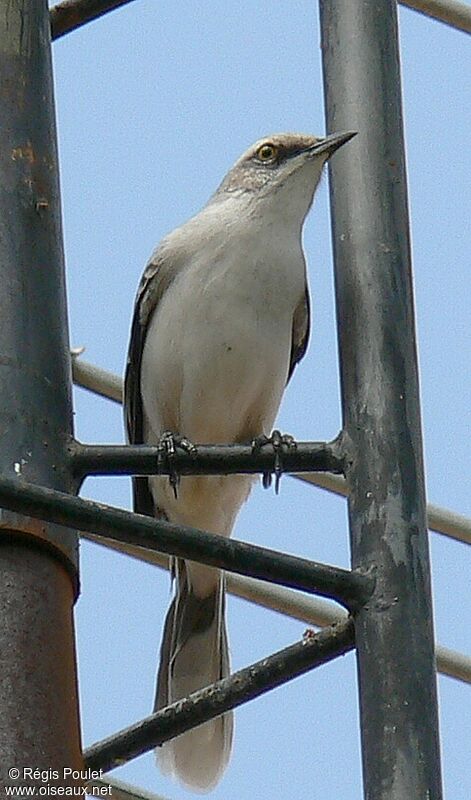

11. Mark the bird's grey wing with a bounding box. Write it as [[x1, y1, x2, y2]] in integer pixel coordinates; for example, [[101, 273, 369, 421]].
[[124, 248, 178, 516], [287, 284, 310, 383]]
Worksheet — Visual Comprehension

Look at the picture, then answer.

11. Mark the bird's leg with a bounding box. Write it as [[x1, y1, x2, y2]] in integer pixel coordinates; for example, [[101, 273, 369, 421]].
[[157, 431, 198, 498], [252, 429, 297, 494]]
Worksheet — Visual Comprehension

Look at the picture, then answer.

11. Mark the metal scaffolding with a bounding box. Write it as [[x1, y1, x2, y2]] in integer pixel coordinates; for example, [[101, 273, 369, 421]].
[[321, 3, 442, 795], [0, 1, 81, 790], [68, 358, 471, 684], [0, 1, 469, 799]]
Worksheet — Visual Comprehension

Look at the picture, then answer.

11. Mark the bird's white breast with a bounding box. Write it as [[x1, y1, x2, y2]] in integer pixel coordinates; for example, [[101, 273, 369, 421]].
[[141, 200, 306, 445]]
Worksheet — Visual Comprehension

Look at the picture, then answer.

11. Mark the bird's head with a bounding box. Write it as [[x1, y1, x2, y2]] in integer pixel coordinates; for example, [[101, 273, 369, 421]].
[[213, 131, 356, 224]]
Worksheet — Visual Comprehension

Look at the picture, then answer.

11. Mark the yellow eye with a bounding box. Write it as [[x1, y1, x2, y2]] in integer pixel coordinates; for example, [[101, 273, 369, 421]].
[[256, 143, 278, 162]]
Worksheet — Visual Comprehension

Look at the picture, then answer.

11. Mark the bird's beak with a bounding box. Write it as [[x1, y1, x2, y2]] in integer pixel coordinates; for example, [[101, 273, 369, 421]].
[[307, 130, 357, 158]]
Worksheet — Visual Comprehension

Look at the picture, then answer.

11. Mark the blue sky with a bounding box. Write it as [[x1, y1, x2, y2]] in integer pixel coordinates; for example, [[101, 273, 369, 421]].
[[50, 2, 470, 798]]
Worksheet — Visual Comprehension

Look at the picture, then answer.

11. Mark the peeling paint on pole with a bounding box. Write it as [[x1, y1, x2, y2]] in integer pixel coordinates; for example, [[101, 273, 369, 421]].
[[0, 0, 82, 788], [320, 1, 443, 797]]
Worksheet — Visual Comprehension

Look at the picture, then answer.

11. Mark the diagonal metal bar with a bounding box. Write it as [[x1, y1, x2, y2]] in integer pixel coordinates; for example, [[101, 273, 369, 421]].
[[50, 0, 138, 40], [49, 0, 471, 42], [0, 476, 372, 609], [399, 0, 471, 33], [84, 619, 354, 773], [70, 440, 345, 480], [81, 530, 471, 685], [72, 356, 123, 403]]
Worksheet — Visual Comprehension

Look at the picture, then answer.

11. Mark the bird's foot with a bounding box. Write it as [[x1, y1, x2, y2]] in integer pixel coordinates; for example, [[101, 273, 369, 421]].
[[157, 431, 198, 499], [252, 430, 297, 494]]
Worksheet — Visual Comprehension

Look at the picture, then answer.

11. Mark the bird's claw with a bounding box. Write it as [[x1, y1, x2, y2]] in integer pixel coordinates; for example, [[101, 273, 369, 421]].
[[157, 431, 198, 498], [252, 430, 297, 494]]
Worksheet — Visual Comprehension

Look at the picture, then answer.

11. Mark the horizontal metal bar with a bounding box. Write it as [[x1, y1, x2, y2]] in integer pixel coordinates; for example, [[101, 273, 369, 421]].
[[84, 619, 354, 773], [50, 0, 138, 40], [81, 530, 471, 685], [70, 440, 344, 479], [399, 0, 471, 33], [71, 357, 471, 547], [0, 476, 372, 609]]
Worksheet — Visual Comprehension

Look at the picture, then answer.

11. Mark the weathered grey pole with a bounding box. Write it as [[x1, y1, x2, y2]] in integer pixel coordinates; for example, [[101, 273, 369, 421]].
[[0, 0, 82, 790], [319, 1, 443, 798]]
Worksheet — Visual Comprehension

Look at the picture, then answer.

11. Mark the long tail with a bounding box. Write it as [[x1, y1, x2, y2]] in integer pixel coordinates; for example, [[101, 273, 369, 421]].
[[154, 560, 233, 792]]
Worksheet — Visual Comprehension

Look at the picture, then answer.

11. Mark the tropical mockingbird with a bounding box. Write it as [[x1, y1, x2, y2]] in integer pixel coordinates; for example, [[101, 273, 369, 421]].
[[124, 130, 355, 791]]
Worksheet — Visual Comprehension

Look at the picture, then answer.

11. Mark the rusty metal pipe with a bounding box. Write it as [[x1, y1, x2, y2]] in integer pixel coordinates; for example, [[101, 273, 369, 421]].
[[0, 0, 81, 790]]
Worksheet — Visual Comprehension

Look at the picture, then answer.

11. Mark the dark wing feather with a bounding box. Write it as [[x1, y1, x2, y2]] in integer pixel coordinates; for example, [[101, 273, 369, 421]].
[[124, 252, 176, 516], [287, 285, 310, 383]]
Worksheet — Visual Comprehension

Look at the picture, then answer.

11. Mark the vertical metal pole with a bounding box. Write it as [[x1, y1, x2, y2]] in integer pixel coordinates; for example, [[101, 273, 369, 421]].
[[319, 2, 443, 799], [0, 0, 82, 790]]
